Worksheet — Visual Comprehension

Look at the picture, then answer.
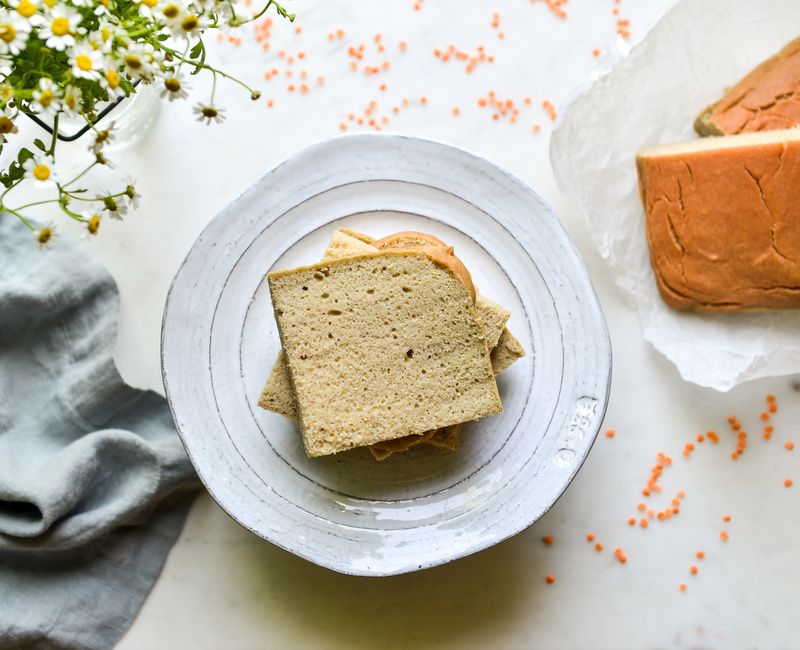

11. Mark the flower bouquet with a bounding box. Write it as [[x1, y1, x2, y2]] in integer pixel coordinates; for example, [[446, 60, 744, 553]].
[[0, 0, 293, 245]]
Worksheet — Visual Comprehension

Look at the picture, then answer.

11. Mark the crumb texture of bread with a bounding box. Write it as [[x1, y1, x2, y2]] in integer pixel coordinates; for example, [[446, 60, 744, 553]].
[[695, 37, 800, 137], [257, 350, 297, 417], [269, 252, 502, 456], [475, 296, 511, 350], [637, 132, 800, 311], [491, 328, 526, 374]]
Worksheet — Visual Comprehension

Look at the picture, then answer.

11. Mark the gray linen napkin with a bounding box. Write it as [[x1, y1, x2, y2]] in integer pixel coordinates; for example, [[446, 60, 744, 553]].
[[0, 216, 199, 649]]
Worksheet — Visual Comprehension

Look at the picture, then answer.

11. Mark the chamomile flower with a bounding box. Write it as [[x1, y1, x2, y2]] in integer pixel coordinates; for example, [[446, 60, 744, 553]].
[[193, 102, 225, 125], [87, 23, 115, 52], [120, 42, 157, 80], [0, 83, 13, 102], [69, 43, 103, 80], [23, 154, 58, 189], [31, 77, 61, 115], [102, 194, 127, 219], [34, 222, 55, 249], [93, 0, 112, 16], [8, 0, 44, 26], [0, 9, 32, 55], [62, 85, 79, 113], [136, 0, 158, 18], [89, 123, 114, 152], [171, 12, 203, 39], [0, 106, 17, 142], [40, 5, 81, 51], [81, 209, 101, 236], [160, 71, 189, 101], [156, 0, 184, 25], [123, 177, 141, 208], [100, 64, 125, 99]]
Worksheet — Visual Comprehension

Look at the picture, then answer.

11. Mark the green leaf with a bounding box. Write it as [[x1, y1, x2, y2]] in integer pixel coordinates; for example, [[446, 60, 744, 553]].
[[33, 138, 46, 151], [17, 148, 33, 164]]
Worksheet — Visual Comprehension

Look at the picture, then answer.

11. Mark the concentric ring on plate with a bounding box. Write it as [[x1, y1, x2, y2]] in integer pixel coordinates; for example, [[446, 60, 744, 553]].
[[162, 134, 611, 575]]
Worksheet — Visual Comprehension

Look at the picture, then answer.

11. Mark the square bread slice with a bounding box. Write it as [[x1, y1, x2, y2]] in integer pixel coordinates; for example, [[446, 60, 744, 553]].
[[268, 251, 503, 456], [637, 128, 800, 311]]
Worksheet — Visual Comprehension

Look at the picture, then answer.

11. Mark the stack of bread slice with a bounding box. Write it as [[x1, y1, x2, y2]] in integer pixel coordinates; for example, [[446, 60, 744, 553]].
[[636, 36, 800, 312], [259, 229, 525, 459]]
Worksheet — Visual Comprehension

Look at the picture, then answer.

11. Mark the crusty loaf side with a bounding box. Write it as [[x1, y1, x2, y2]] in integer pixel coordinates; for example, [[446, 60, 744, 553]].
[[374, 231, 476, 303], [637, 129, 800, 311], [268, 251, 503, 457], [695, 37, 800, 137], [491, 328, 526, 374]]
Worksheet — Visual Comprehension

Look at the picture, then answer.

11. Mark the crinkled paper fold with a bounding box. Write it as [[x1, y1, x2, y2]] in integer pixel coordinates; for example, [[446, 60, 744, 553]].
[[551, 0, 800, 391]]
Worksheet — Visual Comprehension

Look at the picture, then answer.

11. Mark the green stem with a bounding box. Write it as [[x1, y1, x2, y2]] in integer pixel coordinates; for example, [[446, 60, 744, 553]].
[[61, 161, 97, 188], [4, 207, 35, 230], [159, 45, 260, 97], [48, 113, 59, 156], [13, 198, 61, 211]]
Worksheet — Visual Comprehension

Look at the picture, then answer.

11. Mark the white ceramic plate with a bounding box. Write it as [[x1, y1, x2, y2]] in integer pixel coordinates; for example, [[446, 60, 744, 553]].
[[161, 134, 611, 576]]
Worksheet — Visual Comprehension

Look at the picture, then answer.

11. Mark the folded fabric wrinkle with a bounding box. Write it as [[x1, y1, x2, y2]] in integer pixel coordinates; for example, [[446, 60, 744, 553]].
[[0, 215, 199, 650]]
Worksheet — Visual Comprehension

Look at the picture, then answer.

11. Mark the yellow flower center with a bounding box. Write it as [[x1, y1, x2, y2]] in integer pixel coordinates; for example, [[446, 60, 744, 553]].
[[201, 106, 218, 118], [141, 0, 157, 7], [180, 15, 198, 31], [164, 77, 181, 92], [87, 215, 100, 234], [16, 0, 36, 18], [64, 92, 76, 110], [50, 16, 69, 36], [162, 4, 179, 18], [0, 24, 17, 43], [75, 54, 93, 71], [0, 85, 13, 100], [37, 227, 52, 244], [43, 0, 55, 7], [124, 54, 141, 69], [33, 163, 51, 181], [101, 26, 110, 40], [105, 69, 119, 88], [0, 116, 14, 134], [38, 89, 53, 107]]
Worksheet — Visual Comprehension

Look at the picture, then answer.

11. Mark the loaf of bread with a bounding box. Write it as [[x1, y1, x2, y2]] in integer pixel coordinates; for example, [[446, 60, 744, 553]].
[[268, 252, 503, 456], [259, 229, 523, 458], [636, 128, 800, 311], [695, 38, 800, 137]]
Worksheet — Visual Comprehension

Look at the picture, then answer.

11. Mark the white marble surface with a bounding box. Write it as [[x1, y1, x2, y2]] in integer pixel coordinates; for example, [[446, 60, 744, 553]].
[[14, 0, 800, 647]]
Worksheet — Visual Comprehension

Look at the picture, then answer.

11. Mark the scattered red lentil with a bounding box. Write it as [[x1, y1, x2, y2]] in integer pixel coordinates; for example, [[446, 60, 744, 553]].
[[606, 428, 615, 438], [586, 532, 595, 542], [679, 583, 687, 592], [785, 441, 794, 451], [720, 531, 729, 542], [761, 412, 770, 421], [723, 515, 731, 522], [627, 517, 635, 526], [452, 106, 461, 116], [690, 565, 698, 575], [592, 48, 600, 57], [785, 479, 794, 488], [696, 551, 705, 560], [543, 535, 554, 545], [545, 575, 555, 585], [640, 518, 648, 529], [613, 547, 627, 564], [594, 543, 603, 552], [764, 425, 774, 441]]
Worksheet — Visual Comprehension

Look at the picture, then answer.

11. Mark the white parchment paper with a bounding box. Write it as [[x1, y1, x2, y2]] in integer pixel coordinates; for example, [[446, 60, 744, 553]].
[[550, 0, 800, 392]]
